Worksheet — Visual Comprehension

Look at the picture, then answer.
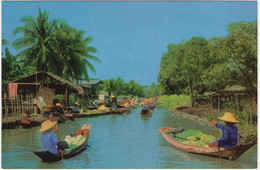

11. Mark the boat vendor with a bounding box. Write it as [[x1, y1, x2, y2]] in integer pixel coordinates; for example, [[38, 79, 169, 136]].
[[111, 96, 118, 110], [211, 112, 239, 148], [39, 120, 63, 155], [53, 103, 64, 115], [72, 102, 80, 113]]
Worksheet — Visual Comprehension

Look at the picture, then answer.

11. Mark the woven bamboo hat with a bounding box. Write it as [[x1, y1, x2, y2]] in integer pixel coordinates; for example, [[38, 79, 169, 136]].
[[74, 102, 80, 106], [219, 112, 239, 123], [39, 120, 57, 133], [55, 103, 62, 107], [111, 96, 116, 98]]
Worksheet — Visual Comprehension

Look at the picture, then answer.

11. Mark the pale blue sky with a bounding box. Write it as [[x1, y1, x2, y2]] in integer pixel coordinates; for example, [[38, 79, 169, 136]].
[[2, 1, 257, 85]]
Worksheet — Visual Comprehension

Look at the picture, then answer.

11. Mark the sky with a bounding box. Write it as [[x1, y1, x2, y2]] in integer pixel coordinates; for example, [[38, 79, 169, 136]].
[[1, 1, 257, 86]]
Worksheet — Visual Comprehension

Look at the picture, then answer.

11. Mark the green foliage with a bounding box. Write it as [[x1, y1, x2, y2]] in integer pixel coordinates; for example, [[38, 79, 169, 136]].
[[158, 95, 190, 108], [2, 47, 36, 81], [11, 8, 99, 82], [100, 78, 145, 98], [101, 78, 117, 98], [145, 82, 161, 97], [224, 96, 256, 125], [158, 21, 257, 110]]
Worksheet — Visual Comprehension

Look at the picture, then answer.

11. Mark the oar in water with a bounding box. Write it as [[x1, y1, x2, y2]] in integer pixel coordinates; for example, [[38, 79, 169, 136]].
[[86, 144, 92, 149], [212, 119, 223, 164]]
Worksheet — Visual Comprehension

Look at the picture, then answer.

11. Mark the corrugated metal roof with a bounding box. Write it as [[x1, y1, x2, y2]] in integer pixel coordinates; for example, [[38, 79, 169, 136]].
[[78, 80, 102, 85]]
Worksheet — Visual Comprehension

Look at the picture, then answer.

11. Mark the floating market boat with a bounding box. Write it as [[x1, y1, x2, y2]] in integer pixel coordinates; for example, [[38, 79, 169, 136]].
[[109, 108, 127, 114], [32, 124, 91, 162], [64, 108, 127, 118], [158, 127, 256, 161], [141, 105, 151, 115], [87, 106, 98, 110], [20, 119, 42, 128], [20, 115, 48, 128]]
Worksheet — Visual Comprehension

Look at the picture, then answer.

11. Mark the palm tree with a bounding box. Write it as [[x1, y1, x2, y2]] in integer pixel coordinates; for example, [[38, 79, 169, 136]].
[[51, 24, 100, 81], [12, 8, 100, 82], [102, 78, 117, 98], [12, 8, 60, 72]]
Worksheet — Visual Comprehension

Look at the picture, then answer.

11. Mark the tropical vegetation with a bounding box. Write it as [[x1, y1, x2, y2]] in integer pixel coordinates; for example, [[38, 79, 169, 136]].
[[157, 21, 257, 140], [2, 8, 99, 82]]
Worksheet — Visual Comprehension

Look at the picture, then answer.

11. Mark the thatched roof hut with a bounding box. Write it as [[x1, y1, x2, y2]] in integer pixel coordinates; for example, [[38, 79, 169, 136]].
[[10, 72, 83, 95]]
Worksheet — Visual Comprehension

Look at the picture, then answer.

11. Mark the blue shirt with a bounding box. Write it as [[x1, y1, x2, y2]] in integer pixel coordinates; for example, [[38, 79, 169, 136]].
[[41, 131, 60, 154], [216, 123, 239, 148], [73, 106, 79, 112]]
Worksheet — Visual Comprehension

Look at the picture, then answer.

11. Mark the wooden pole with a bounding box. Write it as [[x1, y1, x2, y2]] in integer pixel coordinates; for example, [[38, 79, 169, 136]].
[[47, 77, 49, 105], [21, 95, 23, 114], [213, 124, 223, 164], [65, 87, 68, 111], [36, 73, 38, 114], [218, 95, 221, 111]]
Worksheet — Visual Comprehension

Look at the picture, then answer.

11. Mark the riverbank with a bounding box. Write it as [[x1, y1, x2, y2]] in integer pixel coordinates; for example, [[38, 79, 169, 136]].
[[171, 104, 221, 125], [170, 104, 257, 144]]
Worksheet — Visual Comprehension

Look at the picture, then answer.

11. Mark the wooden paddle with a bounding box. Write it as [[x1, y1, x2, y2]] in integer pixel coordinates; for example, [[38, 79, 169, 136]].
[[212, 119, 223, 164], [60, 149, 64, 160]]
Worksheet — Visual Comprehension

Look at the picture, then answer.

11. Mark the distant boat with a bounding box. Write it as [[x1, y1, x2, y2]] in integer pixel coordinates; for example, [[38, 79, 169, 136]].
[[141, 105, 151, 115], [158, 127, 256, 161], [32, 124, 91, 162]]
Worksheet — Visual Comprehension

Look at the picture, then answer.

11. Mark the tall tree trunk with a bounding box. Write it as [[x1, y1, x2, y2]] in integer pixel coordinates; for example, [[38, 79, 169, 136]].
[[188, 79, 194, 107]]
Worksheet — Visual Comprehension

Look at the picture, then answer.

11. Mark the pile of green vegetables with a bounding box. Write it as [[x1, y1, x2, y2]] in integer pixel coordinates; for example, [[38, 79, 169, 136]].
[[169, 129, 216, 147], [64, 135, 86, 149]]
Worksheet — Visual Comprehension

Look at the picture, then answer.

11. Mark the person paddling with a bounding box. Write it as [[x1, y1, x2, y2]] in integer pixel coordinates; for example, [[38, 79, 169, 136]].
[[39, 120, 63, 158], [111, 96, 118, 110], [211, 112, 239, 148]]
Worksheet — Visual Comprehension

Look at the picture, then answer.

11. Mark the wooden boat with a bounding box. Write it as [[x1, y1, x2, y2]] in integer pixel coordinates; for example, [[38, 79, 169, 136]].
[[141, 105, 151, 115], [87, 106, 98, 110], [149, 103, 155, 110], [158, 127, 256, 161], [33, 124, 91, 162], [65, 111, 110, 118], [20, 119, 42, 128], [64, 108, 126, 118], [109, 108, 127, 114]]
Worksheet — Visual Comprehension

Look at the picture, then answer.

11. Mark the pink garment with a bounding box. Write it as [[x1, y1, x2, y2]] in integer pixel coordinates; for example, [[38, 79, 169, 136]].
[[9, 83, 18, 97]]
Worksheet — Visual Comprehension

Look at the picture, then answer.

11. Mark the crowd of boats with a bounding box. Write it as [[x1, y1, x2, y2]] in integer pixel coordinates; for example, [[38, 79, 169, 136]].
[[19, 96, 158, 128]]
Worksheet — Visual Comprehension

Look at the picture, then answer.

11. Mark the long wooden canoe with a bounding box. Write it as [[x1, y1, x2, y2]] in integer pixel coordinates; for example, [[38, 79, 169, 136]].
[[20, 120, 42, 128], [158, 127, 256, 161], [109, 108, 127, 114], [33, 124, 91, 162], [64, 108, 127, 118]]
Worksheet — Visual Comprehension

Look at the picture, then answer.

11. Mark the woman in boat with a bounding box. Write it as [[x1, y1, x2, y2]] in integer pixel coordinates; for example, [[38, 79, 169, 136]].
[[211, 112, 239, 148], [54, 103, 64, 115], [72, 102, 80, 113], [111, 96, 118, 110], [39, 120, 63, 155]]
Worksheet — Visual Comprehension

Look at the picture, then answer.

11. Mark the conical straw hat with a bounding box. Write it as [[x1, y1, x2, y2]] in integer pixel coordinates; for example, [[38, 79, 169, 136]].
[[39, 120, 57, 133], [219, 112, 239, 123], [55, 103, 62, 107]]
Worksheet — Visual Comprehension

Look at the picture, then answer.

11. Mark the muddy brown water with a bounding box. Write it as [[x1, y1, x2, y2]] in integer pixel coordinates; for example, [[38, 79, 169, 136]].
[[2, 107, 257, 169]]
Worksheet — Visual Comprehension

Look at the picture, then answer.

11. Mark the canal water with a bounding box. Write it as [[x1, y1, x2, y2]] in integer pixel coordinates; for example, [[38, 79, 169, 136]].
[[2, 107, 257, 169]]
